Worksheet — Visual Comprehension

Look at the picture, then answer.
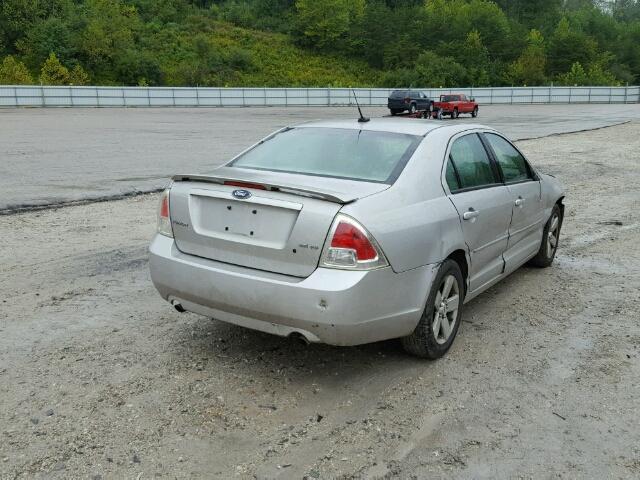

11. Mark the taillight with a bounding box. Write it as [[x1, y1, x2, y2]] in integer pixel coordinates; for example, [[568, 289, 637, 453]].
[[320, 214, 389, 270], [157, 188, 173, 238]]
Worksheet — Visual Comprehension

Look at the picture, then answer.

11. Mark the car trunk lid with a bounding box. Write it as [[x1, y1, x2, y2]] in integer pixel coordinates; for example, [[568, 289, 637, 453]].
[[169, 168, 389, 277]]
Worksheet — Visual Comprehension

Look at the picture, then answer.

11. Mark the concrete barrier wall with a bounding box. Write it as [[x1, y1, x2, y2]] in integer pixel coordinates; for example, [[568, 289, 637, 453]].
[[0, 85, 638, 107]]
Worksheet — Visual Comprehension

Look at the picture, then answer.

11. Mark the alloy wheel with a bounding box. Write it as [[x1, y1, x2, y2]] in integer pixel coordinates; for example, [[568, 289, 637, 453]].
[[546, 213, 560, 258], [432, 275, 460, 345]]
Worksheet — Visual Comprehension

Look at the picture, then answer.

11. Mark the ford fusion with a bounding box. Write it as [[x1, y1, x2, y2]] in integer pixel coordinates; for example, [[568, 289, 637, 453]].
[[149, 119, 564, 358]]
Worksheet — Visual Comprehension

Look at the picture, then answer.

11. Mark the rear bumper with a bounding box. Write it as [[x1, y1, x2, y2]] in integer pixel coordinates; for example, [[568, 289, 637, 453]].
[[149, 235, 435, 346]]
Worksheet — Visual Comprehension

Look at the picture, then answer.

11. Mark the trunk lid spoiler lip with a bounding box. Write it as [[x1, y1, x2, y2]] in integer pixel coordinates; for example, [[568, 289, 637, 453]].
[[171, 173, 362, 204]]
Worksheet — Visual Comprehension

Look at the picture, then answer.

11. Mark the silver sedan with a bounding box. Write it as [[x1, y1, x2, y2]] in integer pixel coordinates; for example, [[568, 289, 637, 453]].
[[149, 119, 564, 358]]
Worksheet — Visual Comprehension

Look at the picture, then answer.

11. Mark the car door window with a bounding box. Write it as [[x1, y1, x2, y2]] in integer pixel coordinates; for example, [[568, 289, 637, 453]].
[[484, 133, 533, 183], [447, 134, 497, 192], [445, 159, 460, 192]]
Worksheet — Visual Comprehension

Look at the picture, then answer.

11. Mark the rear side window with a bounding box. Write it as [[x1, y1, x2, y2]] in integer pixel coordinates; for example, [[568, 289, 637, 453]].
[[446, 134, 497, 192], [484, 133, 533, 183], [445, 160, 460, 191]]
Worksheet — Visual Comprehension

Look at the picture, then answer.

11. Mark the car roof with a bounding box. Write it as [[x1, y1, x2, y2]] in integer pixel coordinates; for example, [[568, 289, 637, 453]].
[[294, 118, 492, 137]]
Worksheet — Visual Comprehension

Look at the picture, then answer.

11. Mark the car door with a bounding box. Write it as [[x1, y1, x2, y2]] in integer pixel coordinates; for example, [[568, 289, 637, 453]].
[[412, 91, 424, 110], [459, 95, 470, 112], [444, 133, 514, 292], [450, 95, 460, 111], [482, 132, 544, 271]]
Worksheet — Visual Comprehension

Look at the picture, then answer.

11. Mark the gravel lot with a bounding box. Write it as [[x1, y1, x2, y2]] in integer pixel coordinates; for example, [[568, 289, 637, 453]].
[[1, 119, 639, 479], [1, 104, 638, 212]]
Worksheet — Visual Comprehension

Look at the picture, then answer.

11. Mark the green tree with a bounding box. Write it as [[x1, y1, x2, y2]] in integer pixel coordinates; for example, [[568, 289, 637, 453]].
[[465, 0, 512, 58], [557, 60, 619, 85], [16, 17, 74, 70], [415, 51, 467, 87], [294, 0, 364, 50], [0, 0, 71, 53], [0, 55, 33, 84], [115, 49, 163, 86], [421, 0, 512, 58], [547, 17, 597, 75], [359, 0, 394, 68], [494, 0, 561, 27], [40, 52, 69, 85], [584, 62, 620, 85], [618, 20, 640, 82], [613, 0, 640, 22], [381, 50, 467, 88], [508, 29, 547, 85], [77, 0, 140, 81], [68, 64, 90, 85], [457, 30, 491, 86]]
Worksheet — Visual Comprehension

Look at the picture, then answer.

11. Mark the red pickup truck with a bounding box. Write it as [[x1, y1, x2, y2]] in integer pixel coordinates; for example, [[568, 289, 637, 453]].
[[433, 94, 478, 119]]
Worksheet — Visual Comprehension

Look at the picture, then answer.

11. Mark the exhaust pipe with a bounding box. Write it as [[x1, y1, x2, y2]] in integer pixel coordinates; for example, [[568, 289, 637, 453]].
[[171, 300, 185, 313]]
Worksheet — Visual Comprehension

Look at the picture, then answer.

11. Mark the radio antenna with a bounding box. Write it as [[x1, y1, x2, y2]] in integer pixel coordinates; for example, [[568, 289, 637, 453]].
[[351, 89, 370, 123]]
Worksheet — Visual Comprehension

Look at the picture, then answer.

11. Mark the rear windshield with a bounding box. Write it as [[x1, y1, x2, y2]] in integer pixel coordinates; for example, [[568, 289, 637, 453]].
[[440, 95, 460, 102], [230, 127, 421, 184]]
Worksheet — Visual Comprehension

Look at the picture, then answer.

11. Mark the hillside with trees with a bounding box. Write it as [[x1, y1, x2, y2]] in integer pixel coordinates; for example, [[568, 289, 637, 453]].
[[1, 0, 639, 87]]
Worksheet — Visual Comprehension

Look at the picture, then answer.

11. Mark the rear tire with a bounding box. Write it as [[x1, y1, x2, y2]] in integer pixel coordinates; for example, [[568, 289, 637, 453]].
[[529, 204, 562, 268], [436, 109, 443, 120], [472, 106, 478, 118], [401, 259, 464, 359], [390, 109, 400, 116], [452, 108, 459, 119]]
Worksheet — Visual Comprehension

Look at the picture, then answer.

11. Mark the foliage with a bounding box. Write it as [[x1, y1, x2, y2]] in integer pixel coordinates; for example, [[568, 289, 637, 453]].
[[507, 30, 547, 85], [547, 17, 598, 75], [40, 52, 70, 85], [0, 0, 638, 87], [380, 51, 467, 88], [37, 51, 90, 86], [294, 0, 364, 51], [0, 55, 33, 84], [69, 64, 91, 85], [557, 61, 620, 85]]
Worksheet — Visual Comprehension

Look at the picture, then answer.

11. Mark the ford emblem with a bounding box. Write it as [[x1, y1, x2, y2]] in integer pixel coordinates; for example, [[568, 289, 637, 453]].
[[232, 189, 252, 200]]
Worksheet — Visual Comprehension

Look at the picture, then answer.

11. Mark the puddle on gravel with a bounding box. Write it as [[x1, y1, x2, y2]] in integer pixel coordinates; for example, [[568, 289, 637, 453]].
[[545, 312, 595, 384], [554, 254, 625, 275], [565, 222, 640, 249]]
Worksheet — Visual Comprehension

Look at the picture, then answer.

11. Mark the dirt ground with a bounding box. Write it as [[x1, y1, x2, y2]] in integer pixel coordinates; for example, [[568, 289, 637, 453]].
[[1, 122, 639, 479]]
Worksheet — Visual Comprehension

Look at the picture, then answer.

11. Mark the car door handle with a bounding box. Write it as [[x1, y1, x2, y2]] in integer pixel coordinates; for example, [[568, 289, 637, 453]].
[[463, 209, 480, 221], [515, 197, 525, 207]]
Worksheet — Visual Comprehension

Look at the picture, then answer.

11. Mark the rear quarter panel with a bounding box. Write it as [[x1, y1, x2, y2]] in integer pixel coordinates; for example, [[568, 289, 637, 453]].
[[341, 134, 466, 273], [539, 173, 565, 220]]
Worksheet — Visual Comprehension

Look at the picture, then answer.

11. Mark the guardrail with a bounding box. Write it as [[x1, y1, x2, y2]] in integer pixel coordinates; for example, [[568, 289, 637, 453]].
[[0, 85, 638, 107]]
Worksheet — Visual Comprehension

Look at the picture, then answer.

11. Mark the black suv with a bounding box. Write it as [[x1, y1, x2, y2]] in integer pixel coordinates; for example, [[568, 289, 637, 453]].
[[388, 90, 434, 115]]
